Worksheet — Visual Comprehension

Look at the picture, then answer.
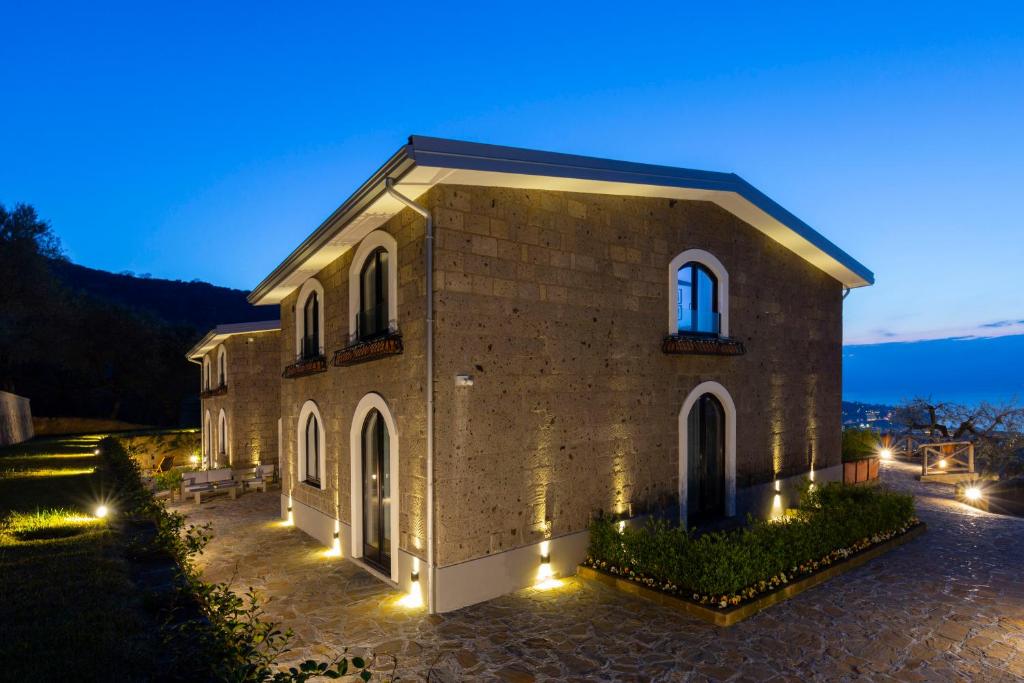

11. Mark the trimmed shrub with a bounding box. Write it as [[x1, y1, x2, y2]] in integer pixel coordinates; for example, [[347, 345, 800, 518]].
[[586, 482, 915, 607], [842, 427, 880, 462]]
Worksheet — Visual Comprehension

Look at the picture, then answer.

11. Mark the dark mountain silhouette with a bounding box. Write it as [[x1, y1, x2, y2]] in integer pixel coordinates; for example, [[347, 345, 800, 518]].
[[49, 259, 270, 331]]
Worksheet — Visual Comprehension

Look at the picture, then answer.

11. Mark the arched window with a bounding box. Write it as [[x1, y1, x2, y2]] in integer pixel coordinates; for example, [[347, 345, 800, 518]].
[[677, 262, 718, 335], [304, 413, 321, 487], [359, 248, 389, 340], [349, 231, 398, 344], [217, 346, 227, 387], [668, 249, 729, 337], [203, 410, 211, 463], [218, 409, 228, 466], [202, 357, 211, 390], [294, 279, 325, 361], [297, 400, 325, 489], [302, 292, 320, 359]]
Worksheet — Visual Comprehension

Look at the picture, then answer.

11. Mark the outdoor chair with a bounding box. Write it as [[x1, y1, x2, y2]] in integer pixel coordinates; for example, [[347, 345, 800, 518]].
[[231, 463, 276, 493]]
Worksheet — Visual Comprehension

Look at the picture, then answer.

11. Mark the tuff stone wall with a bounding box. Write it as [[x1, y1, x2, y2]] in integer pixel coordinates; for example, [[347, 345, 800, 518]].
[[0, 391, 33, 446], [200, 330, 281, 467], [278, 206, 428, 561], [429, 185, 843, 566]]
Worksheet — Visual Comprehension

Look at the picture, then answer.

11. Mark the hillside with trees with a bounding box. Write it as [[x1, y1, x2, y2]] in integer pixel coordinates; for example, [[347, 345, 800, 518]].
[[0, 203, 270, 426]]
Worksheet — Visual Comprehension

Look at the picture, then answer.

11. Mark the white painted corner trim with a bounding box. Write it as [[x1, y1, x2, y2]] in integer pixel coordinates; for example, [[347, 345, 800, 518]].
[[678, 381, 737, 527], [349, 392, 400, 583], [667, 248, 730, 337], [348, 230, 399, 339], [296, 400, 326, 486], [294, 278, 326, 357]]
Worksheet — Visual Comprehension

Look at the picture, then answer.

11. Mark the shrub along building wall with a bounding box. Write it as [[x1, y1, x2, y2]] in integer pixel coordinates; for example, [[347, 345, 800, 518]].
[[200, 330, 280, 467], [428, 185, 843, 571]]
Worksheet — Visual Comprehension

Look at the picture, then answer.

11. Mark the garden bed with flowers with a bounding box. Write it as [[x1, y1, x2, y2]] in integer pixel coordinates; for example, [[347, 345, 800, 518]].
[[579, 482, 922, 626]]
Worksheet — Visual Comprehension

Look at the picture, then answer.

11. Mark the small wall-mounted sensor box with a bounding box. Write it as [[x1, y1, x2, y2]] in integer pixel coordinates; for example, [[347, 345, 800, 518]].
[[454, 374, 475, 387]]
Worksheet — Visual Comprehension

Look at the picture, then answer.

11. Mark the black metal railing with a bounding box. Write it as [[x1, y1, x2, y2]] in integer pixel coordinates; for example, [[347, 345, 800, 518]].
[[298, 336, 321, 361], [354, 306, 393, 343], [676, 308, 721, 336]]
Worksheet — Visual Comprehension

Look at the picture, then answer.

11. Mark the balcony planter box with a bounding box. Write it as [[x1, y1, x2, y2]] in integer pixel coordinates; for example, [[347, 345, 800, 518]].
[[283, 356, 327, 379], [578, 522, 925, 627], [661, 335, 745, 356], [843, 456, 880, 485], [199, 385, 228, 399], [332, 334, 403, 367]]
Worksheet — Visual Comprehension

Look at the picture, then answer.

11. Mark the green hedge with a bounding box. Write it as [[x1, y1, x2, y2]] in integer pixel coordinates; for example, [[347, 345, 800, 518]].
[[842, 427, 880, 462], [585, 482, 915, 608]]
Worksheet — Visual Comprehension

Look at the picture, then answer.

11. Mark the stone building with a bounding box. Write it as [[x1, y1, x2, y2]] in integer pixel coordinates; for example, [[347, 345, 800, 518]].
[[226, 137, 872, 613], [188, 321, 281, 468]]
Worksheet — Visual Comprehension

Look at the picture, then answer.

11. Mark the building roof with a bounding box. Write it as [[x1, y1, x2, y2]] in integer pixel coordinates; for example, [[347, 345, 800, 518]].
[[249, 136, 874, 305], [186, 320, 281, 361]]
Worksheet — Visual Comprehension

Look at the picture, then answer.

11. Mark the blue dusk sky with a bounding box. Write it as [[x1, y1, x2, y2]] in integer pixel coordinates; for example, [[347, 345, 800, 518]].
[[2, 1, 1022, 344]]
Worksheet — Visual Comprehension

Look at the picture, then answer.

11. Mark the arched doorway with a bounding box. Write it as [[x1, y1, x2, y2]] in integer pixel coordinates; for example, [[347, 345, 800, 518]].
[[360, 409, 391, 572], [678, 381, 737, 526], [686, 394, 725, 520], [349, 393, 399, 581]]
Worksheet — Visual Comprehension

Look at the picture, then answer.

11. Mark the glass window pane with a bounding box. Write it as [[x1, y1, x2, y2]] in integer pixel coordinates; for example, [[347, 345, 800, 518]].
[[363, 412, 380, 552], [677, 264, 693, 332]]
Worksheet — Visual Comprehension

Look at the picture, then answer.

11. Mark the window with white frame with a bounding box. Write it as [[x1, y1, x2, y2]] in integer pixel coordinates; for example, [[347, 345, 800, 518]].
[[348, 231, 398, 344], [297, 400, 325, 489], [217, 346, 227, 387], [294, 279, 325, 361], [668, 249, 729, 337], [202, 357, 211, 390], [218, 409, 228, 463]]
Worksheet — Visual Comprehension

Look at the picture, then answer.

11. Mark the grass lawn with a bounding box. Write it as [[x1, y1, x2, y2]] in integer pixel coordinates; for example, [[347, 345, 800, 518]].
[[0, 434, 168, 680]]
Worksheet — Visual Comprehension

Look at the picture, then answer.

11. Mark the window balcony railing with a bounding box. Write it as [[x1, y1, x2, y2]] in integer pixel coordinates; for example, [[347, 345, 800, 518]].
[[353, 306, 393, 344], [676, 307, 721, 336], [200, 383, 228, 399], [335, 313, 402, 367], [284, 339, 327, 379], [298, 336, 321, 362]]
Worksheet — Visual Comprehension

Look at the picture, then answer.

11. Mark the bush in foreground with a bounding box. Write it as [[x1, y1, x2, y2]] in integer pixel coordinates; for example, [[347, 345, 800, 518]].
[[98, 437, 384, 681], [585, 482, 916, 609]]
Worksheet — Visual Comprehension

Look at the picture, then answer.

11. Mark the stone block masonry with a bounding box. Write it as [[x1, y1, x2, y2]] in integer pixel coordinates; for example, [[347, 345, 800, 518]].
[[429, 185, 843, 568]]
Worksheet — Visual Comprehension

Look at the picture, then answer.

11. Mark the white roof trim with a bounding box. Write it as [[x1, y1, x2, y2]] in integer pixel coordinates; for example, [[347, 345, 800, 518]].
[[186, 320, 281, 361], [249, 137, 873, 305]]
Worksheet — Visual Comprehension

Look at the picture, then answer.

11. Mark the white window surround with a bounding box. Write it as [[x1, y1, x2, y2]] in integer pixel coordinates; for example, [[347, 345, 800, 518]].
[[218, 408, 229, 467], [202, 357, 211, 390], [203, 410, 212, 465], [297, 400, 326, 489], [348, 230, 399, 340], [349, 392, 400, 582], [294, 278, 326, 357], [667, 249, 729, 337], [678, 381, 737, 527], [216, 345, 227, 386]]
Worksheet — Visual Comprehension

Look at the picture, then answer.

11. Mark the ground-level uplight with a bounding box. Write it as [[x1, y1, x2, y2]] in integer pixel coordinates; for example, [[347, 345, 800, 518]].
[[397, 558, 424, 608], [879, 447, 893, 460], [94, 505, 109, 519], [93, 448, 101, 456], [964, 486, 983, 501], [534, 540, 562, 590]]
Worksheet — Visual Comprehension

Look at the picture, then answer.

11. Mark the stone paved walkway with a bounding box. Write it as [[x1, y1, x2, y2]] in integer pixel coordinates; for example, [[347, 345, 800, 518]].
[[181, 460, 1024, 681]]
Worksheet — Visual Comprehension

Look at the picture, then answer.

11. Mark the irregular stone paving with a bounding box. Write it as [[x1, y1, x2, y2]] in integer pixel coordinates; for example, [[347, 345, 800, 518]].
[[181, 460, 1024, 681]]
